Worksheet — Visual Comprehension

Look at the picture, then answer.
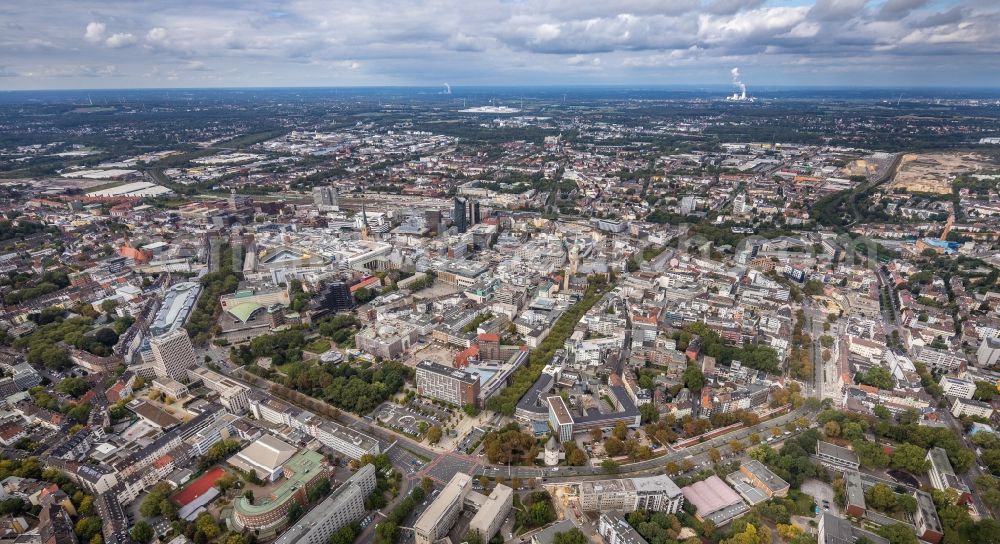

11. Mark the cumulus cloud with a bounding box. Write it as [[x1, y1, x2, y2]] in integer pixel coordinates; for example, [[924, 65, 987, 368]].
[[84, 21, 106, 43], [105, 32, 137, 48], [1, 0, 997, 88], [146, 27, 168, 44], [566, 54, 601, 66]]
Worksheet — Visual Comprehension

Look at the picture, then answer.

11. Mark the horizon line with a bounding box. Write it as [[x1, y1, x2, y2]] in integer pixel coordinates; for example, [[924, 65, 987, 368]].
[[3, 83, 1000, 93]]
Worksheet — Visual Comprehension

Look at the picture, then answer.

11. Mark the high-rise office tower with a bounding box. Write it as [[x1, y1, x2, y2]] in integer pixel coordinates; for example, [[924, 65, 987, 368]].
[[150, 329, 198, 381], [468, 200, 481, 226], [453, 197, 467, 233]]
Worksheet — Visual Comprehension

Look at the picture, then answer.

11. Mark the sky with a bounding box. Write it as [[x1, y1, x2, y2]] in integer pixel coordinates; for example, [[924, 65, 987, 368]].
[[1, 0, 998, 90]]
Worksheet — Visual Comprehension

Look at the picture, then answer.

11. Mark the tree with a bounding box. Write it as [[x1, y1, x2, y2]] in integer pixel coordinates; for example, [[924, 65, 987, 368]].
[[683, 365, 705, 392], [75, 517, 103, 541], [891, 444, 930, 474], [722, 522, 770, 544], [604, 437, 625, 457], [564, 442, 587, 466], [464, 530, 483, 544], [139, 483, 171, 517], [640, 403, 659, 424], [130, 521, 154, 544], [854, 440, 890, 468], [601, 459, 620, 474], [897, 494, 917, 515], [94, 327, 119, 347], [159, 499, 178, 521], [859, 367, 894, 390], [974, 382, 998, 402], [195, 512, 220, 540], [55, 377, 90, 398], [552, 528, 589, 544], [777, 524, 803, 543], [729, 440, 745, 454], [749, 433, 761, 445], [354, 287, 375, 303], [613, 421, 629, 441], [824, 421, 841, 438], [708, 447, 722, 463], [421, 477, 434, 494], [873, 405, 891, 419], [329, 524, 360, 544], [866, 483, 898, 512], [590, 428, 603, 442], [877, 523, 918, 544], [426, 426, 443, 444]]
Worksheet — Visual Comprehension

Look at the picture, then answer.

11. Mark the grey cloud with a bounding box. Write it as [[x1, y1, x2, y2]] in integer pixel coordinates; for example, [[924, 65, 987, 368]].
[[703, 0, 766, 16], [876, 0, 928, 20], [912, 6, 968, 28], [502, 14, 699, 54], [808, 0, 868, 21]]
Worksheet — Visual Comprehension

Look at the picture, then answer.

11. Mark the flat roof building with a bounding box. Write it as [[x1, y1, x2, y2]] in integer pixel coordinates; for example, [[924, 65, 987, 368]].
[[547, 395, 574, 442], [844, 471, 866, 518], [468, 483, 513, 543], [413, 472, 512, 544], [150, 329, 197, 382], [415, 360, 481, 409], [926, 447, 971, 504], [580, 475, 683, 514], [599, 511, 649, 544], [303, 417, 380, 460], [914, 490, 943, 544], [188, 367, 251, 414], [815, 441, 860, 472], [530, 520, 576, 544], [938, 376, 975, 400], [413, 472, 472, 544], [272, 464, 376, 544], [818, 512, 888, 544]]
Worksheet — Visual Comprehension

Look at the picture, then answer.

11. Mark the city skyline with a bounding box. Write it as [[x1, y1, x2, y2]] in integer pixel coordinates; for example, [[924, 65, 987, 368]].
[[2, 0, 998, 90]]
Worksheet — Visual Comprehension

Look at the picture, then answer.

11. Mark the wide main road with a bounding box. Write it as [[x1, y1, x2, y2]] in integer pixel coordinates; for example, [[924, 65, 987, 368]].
[[225, 364, 810, 481], [471, 405, 810, 481]]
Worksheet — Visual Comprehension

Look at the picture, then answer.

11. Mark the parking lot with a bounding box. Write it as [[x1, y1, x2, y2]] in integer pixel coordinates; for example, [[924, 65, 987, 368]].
[[408, 398, 453, 422], [801, 479, 838, 516], [375, 402, 440, 437]]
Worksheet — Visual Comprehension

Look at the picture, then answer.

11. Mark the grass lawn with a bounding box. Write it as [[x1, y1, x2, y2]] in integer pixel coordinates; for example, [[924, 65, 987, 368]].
[[304, 338, 331, 354]]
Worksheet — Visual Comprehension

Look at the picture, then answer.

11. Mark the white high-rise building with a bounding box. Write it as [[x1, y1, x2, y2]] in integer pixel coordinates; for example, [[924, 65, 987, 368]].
[[150, 329, 197, 381]]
